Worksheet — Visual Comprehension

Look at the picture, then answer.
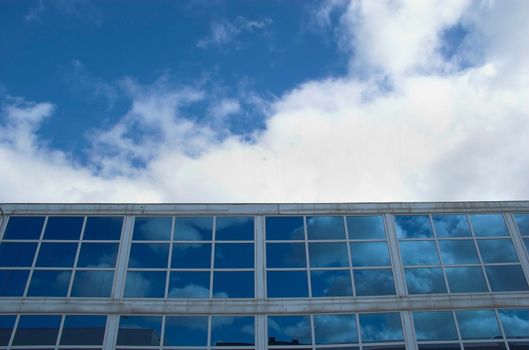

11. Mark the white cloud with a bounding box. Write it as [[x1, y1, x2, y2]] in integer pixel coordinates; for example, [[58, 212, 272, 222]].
[[197, 16, 272, 49]]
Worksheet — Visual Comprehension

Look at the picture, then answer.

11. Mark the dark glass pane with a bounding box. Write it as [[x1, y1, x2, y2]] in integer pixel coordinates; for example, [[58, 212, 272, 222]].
[[0, 270, 29, 296], [514, 214, 529, 236], [213, 271, 254, 298], [445, 267, 488, 293], [60, 315, 107, 345], [77, 243, 118, 268], [308, 242, 349, 267], [499, 309, 529, 338], [525, 239, 529, 253], [405, 268, 447, 294], [83, 216, 123, 240], [117, 316, 162, 346], [214, 243, 254, 268], [463, 343, 506, 350], [266, 243, 306, 268], [350, 242, 390, 267], [168, 271, 210, 298], [12, 315, 61, 345], [164, 316, 208, 346], [128, 243, 169, 268], [311, 270, 352, 297], [469, 214, 508, 237], [347, 216, 385, 239], [44, 216, 84, 240], [413, 311, 458, 340], [456, 310, 501, 339], [266, 216, 305, 240], [124, 271, 166, 298], [0, 315, 15, 346], [509, 342, 529, 350], [354, 269, 396, 296], [399, 241, 440, 265], [395, 215, 433, 238], [478, 239, 518, 263], [364, 346, 406, 350], [27, 270, 71, 296], [432, 214, 471, 237], [314, 314, 357, 344], [171, 243, 211, 268], [267, 271, 308, 298], [211, 316, 254, 346], [439, 240, 480, 265], [132, 217, 172, 241], [216, 216, 254, 240], [0, 242, 37, 267], [418, 345, 461, 350], [3, 216, 44, 239], [485, 265, 529, 292], [306, 216, 346, 240], [173, 217, 213, 241], [36, 242, 77, 267], [359, 313, 403, 342], [268, 315, 311, 345], [71, 271, 114, 297]]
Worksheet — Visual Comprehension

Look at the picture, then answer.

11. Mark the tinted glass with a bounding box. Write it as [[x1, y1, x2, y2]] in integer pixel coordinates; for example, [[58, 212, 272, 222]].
[[0, 316, 15, 346], [499, 309, 529, 338], [419, 345, 461, 350], [463, 343, 506, 350], [71, 271, 114, 297], [347, 216, 385, 239], [211, 316, 254, 346], [525, 239, 529, 253], [266, 243, 306, 268], [3, 216, 44, 239], [117, 316, 162, 346], [485, 266, 529, 292], [164, 316, 208, 346], [213, 271, 254, 298], [354, 269, 396, 296], [268, 315, 311, 345], [456, 310, 501, 339], [413, 311, 458, 340], [439, 240, 480, 265], [470, 214, 508, 237], [77, 243, 118, 267], [395, 215, 433, 238], [173, 216, 213, 241], [359, 313, 403, 342], [311, 270, 352, 297], [215, 216, 254, 240], [314, 314, 357, 344], [13, 315, 61, 345], [214, 243, 254, 268], [171, 243, 211, 268], [308, 242, 349, 267], [445, 267, 488, 293], [43, 216, 84, 240], [514, 214, 529, 236], [83, 216, 123, 240], [350, 242, 390, 266], [266, 216, 305, 240], [36, 242, 78, 267], [168, 271, 210, 298], [400, 241, 440, 265], [128, 243, 169, 268], [0, 242, 37, 267], [124, 271, 166, 298], [60, 315, 106, 345], [267, 271, 308, 298], [432, 214, 471, 237], [307, 216, 346, 240], [478, 239, 518, 263], [0, 270, 29, 296], [27, 270, 71, 296], [405, 268, 447, 294], [132, 217, 172, 240]]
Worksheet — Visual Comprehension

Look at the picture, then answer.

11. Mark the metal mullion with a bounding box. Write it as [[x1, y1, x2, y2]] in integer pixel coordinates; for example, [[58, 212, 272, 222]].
[[209, 218, 216, 299], [303, 217, 312, 298], [66, 217, 86, 297], [494, 309, 508, 348], [103, 314, 119, 350], [356, 313, 362, 350], [467, 214, 493, 293], [55, 315, 65, 348], [164, 217, 176, 299], [159, 315, 166, 348], [22, 216, 48, 297], [505, 213, 529, 285], [384, 214, 406, 296], [207, 315, 212, 349], [7, 314, 20, 348], [343, 216, 356, 297], [310, 314, 315, 348], [255, 216, 265, 301], [113, 215, 134, 299], [430, 214, 451, 294], [401, 311, 417, 350]]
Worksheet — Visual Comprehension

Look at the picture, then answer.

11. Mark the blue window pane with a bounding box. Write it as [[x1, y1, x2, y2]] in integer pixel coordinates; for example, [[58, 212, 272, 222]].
[[0, 270, 29, 296], [168, 271, 210, 298], [347, 216, 385, 239], [307, 216, 346, 240], [351, 242, 390, 266], [359, 313, 403, 342], [514, 214, 529, 236], [311, 270, 352, 297], [117, 316, 162, 346], [399, 241, 440, 265], [214, 243, 254, 268], [71, 271, 114, 297], [413, 312, 458, 340], [309, 242, 349, 268], [445, 267, 488, 293], [267, 271, 308, 298], [314, 314, 357, 344], [499, 309, 529, 338], [268, 315, 311, 345], [354, 269, 396, 296], [213, 271, 254, 298], [164, 316, 208, 346], [211, 316, 254, 346], [60, 315, 107, 345], [395, 215, 433, 238], [171, 243, 211, 268], [478, 239, 518, 263], [13, 315, 61, 345], [173, 216, 213, 241], [464, 343, 506, 350], [36, 243, 78, 267], [485, 265, 529, 292], [405, 268, 447, 294], [128, 243, 169, 268], [439, 240, 480, 265], [525, 239, 529, 253], [456, 310, 501, 339], [470, 214, 508, 237], [83, 216, 123, 240], [27, 270, 71, 296], [432, 214, 471, 237], [0, 242, 37, 267], [132, 217, 172, 240], [124, 271, 166, 298], [216, 216, 254, 240], [266, 216, 305, 240], [0, 315, 15, 346], [266, 243, 306, 268], [3, 216, 44, 239], [77, 243, 118, 268], [44, 216, 84, 240]]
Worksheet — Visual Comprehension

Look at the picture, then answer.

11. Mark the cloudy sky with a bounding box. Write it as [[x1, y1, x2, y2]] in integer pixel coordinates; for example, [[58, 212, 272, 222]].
[[0, 0, 528, 203]]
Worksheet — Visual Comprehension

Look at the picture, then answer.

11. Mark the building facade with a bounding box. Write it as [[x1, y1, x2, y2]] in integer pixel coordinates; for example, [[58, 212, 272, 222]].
[[0, 201, 528, 350]]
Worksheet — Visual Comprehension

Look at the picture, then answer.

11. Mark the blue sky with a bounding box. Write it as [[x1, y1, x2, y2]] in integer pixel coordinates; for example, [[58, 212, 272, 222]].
[[0, 0, 528, 202]]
